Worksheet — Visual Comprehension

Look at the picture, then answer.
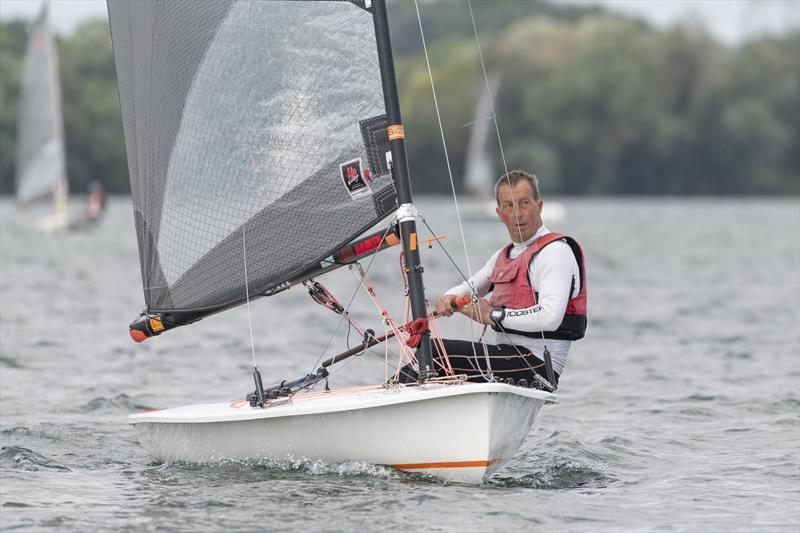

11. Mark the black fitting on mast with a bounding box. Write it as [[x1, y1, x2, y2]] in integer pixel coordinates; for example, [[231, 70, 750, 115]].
[[372, 0, 435, 381]]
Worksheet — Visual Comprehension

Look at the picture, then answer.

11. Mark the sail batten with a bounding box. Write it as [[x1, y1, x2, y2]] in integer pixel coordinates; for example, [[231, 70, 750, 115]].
[[109, 0, 397, 319]]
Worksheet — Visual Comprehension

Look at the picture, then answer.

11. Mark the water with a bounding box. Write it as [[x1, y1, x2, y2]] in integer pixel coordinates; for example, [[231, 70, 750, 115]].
[[1, 196, 798, 532]]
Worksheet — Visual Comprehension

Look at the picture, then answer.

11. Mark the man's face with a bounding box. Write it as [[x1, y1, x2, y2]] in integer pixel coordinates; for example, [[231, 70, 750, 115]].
[[495, 180, 543, 243]]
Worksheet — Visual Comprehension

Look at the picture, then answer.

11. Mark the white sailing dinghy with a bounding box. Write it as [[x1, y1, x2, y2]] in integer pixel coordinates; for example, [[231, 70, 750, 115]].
[[108, 0, 557, 484], [15, 3, 70, 232]]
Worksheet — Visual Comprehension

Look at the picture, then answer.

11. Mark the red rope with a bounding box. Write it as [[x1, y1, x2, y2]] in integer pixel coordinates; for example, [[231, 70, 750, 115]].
[[405, 317, 429, 348]]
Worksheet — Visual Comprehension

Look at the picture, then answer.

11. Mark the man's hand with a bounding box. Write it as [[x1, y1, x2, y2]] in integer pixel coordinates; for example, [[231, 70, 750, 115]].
[[456, 297, 493, 325], [435, 294, 459, 317]]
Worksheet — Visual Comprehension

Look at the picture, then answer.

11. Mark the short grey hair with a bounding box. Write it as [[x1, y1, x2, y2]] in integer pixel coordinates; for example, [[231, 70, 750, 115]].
[[494, 170, 541, 205]]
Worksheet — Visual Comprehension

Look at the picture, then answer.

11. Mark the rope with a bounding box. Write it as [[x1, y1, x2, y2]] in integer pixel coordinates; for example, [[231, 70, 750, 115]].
[[305, 225, 395, 375], [413, 1, 474, 280], [405, 317, 429, 348], [414, 1, 494, 381], [466, 0, 524, 243], [242, 223, 258, 369]]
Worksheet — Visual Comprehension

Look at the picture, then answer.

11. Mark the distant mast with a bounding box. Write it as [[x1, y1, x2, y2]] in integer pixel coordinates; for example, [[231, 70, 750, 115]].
[[372, 0, 435, 379]]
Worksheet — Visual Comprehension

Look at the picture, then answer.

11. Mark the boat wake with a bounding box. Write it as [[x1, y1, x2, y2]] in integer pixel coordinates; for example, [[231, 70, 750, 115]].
[[488, 431, 617, 489], [488, 458, 613, 489]]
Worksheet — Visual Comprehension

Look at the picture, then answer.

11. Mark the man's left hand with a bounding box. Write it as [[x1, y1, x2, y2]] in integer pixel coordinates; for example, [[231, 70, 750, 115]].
[[456, 297, 493, 325]]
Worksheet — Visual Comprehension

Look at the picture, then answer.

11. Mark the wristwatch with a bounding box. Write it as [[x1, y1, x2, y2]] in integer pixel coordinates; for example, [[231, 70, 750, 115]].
[[489, 306, 506, 325]]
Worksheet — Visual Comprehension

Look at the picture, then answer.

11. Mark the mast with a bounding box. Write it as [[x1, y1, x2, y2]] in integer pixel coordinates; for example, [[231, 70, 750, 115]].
[[372, 0, 435, 380]]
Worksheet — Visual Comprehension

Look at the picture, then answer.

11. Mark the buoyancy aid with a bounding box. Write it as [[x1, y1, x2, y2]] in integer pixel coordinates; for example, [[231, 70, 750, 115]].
[[489, 232, 587, 340]]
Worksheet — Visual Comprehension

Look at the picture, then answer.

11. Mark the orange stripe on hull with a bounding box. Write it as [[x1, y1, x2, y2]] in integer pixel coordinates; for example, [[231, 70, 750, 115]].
[[392, 459, 495, 470]]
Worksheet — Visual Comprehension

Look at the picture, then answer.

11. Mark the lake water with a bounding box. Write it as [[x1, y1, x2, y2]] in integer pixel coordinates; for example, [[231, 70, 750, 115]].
[[1, 196, 798, 532]]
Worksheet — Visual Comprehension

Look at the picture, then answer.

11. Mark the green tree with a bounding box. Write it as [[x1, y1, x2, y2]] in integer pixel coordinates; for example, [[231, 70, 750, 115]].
[[0, 21, 27, 195], [59, 19, 128, 194]]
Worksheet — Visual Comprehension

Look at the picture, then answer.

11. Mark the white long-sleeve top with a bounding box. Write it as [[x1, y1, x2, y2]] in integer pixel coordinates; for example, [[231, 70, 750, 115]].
[[444, 226, 580, 374]]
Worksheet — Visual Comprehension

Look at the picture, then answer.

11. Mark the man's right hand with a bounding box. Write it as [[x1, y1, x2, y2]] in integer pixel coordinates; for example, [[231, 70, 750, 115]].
[[435, 294, 459, 317]]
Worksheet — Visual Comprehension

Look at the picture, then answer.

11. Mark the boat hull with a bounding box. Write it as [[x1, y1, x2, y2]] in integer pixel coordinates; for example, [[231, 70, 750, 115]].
[[130, 382, 556, 483]]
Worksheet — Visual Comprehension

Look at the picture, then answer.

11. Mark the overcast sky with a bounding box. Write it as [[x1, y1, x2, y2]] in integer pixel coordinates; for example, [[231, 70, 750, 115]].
[[0, 0, 798, 45]]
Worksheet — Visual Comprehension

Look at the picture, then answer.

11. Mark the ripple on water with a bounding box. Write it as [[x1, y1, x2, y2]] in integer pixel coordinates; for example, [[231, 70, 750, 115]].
[[490, 459, 614, 489], [683, 393, 726, 402], [724, 350, 753, 360], [80, 393, 154, 413], [0, 356, 25, 369], [0, 426, 64, 443], [0, 446, 71, 472], [490, 431, 618, 489]]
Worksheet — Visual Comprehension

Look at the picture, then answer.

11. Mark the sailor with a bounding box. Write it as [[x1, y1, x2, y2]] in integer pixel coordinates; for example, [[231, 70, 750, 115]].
[[82, 181, 107, 223], [406, 170, 587, 388]]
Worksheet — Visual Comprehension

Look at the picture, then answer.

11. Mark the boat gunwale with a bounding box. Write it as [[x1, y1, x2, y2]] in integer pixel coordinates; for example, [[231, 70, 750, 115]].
[[128, 382, 557, 424]]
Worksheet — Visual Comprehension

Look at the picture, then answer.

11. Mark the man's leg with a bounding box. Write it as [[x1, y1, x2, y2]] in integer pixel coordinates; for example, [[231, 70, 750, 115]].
[[399, 339, 558, 385]]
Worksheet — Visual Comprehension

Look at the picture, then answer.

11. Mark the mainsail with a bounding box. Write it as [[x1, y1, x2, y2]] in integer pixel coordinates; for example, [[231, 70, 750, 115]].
[[108, 1, 398, 325], [15, 4, 68, 209]]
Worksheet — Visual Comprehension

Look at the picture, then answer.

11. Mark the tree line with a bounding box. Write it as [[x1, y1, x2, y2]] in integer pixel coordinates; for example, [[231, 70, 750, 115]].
[[0, 1, 797, 196]]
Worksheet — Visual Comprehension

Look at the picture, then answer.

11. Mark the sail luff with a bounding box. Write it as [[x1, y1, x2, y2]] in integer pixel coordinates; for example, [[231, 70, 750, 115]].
[[371, 0, 435, 378]]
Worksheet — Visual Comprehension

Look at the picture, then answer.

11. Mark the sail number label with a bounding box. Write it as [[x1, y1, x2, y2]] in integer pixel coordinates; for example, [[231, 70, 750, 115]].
[[339, 158, 372, 200]]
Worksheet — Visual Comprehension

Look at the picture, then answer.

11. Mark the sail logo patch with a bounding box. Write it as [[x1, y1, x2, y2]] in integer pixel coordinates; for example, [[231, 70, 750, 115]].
[[340, 158, 372, 200], [388, 124, 404, 140]]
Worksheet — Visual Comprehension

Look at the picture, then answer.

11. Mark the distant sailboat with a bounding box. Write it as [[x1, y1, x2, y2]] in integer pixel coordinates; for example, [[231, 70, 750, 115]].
[[463, 71, 500, 200], [461, 72, 565, 223], [15, 3, 69, 232]]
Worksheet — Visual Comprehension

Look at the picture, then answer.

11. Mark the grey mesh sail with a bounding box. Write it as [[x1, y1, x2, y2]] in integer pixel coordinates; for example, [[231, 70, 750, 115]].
[[108, 0, 397, 316], [15, 4, 67, 207]]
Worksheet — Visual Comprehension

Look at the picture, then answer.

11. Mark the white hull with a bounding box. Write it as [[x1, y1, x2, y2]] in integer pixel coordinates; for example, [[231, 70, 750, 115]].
[[130, 382, 556, 483], [34, 210, 70, 233]]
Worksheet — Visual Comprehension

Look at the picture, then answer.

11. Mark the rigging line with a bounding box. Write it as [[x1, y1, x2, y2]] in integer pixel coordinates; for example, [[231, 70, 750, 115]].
[[468, 0, 553, 358], [466, 0, 523, 244], [414, 0, 492, 378], [313, 341, 403, 388], [351, 267, 414, 363], [417, 218, 493, 380], [493, 322, 554, 390], [459, 113, 496, 129], [242, 223, 257, 369], [419, 217, 472, 288], [413, 0, 473, 280], [306, 225, 395, 375]]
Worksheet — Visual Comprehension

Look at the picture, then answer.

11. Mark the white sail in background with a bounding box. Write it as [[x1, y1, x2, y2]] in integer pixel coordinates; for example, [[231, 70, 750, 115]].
[[463, 71, 500, 199], [15, 3, 68, 215], [462, 71, 565, 222]]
